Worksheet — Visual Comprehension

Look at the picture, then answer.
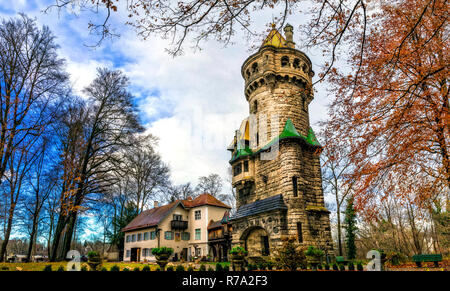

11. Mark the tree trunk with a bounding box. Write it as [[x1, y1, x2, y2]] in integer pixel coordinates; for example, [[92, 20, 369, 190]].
[[0, 204, 16, 262]]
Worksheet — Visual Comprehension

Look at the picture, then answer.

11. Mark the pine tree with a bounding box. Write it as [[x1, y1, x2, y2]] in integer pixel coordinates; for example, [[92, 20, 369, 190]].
[[344, 196, 357, 260]]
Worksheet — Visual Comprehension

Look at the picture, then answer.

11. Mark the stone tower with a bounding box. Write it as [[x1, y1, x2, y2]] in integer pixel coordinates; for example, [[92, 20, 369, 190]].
[[228, 25, 334, 259]]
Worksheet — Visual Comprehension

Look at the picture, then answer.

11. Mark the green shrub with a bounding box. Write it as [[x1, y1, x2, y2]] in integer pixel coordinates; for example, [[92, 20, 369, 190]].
[[142, 265, 151, 272], [386, 252, 407, 266], [43, 265, 52, 272], [273, 237, 307, 271], [80, 265, 88, 271], [133, 267, 140, 272], [266, 261, 274, 270], [57, 266, 65, 272], [348, 262, 355, 271], [187, 266, 194, 271], [317, 264, 322, 270], [257, 262, 267, 270], [247, 264, 256, 271], [338, 264, 345, 271], [304, 246, 324, 258], [229, 246, 248, 256], [176, 265, 185, 271], [100, 267, 108, 271], [223, 264, 230, 271], [122, 267, 130, 272], [166, 266, 174, 271], [110, 265, 120, 271], [357, 262, 364, 271], [199, 264, 206, 271], [324, 263, 330, 270], [332, 263, 338, 271], [207, 266, 214, 271], [215, 263, 223, 271], [1, 266, 9, 271], [155, 267, 161, 271], [152, 247, 174, 256]]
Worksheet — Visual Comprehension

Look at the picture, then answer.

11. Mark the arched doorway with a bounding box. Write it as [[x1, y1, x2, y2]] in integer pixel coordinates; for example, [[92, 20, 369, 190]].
[[241, 226, 270, 257]]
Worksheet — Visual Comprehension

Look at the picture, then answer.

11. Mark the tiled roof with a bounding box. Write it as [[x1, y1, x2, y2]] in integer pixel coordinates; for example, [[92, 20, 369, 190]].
[[185, 193, 232, 209], [122, 201, 181, 232], [122, 194, 231, 232], [207, 220, 223, 230], [231, 194, 287, 220]]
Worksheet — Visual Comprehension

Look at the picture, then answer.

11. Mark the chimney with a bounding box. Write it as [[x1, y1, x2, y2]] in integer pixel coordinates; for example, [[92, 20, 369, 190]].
[[284, 24, 295, 48], [154, 201, 159, 208]]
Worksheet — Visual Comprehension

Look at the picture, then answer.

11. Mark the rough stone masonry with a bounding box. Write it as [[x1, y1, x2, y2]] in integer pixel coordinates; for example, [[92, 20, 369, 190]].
[[227, 24, 334, 260]]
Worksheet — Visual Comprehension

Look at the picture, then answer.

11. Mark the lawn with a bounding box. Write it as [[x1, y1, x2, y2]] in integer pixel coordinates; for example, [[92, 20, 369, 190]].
[[0, 261, 229, 271]]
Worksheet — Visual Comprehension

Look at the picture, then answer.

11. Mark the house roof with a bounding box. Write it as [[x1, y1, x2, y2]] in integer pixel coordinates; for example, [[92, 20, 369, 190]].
[[231, 194, 288, 220], [122, 194, 231, 232]]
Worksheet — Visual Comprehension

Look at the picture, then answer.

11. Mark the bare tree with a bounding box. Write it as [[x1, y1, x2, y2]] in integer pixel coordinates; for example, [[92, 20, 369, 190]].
[[119, 134, 170, 213], [0, 14, 68, 261], [166, 182, 196, 203], [196, 173, 223, 197], [320, 129, 355, 256], [50, 68, 143, 261]]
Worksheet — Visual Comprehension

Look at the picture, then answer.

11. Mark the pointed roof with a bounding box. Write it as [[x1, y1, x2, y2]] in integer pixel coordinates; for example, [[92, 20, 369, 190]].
[[262, 28, 287, 48]]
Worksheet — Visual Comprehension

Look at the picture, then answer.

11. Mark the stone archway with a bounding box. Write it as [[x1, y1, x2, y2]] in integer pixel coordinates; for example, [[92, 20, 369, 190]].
[[240, 226, 271, 257]]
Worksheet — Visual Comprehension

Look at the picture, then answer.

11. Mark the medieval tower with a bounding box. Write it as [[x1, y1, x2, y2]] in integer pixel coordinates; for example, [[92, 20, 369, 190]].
[[228, 25, 334, 259]]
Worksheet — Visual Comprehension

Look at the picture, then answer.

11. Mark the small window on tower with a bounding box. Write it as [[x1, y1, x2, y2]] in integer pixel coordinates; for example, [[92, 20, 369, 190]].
[[244, 161, 249, 172], [253, 100, 258, 113], [293, 58, 300, 69], [297, 222, 303, 243], [281, 56, 289, 67], [292, 176, 298, 197]]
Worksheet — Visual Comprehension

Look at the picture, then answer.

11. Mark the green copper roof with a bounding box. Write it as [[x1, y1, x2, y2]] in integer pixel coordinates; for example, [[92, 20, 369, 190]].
[[229, 119, 321, 163]]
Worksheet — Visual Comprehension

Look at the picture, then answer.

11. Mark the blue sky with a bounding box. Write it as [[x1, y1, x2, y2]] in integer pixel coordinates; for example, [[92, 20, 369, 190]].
[[0, 0, 333, 201]]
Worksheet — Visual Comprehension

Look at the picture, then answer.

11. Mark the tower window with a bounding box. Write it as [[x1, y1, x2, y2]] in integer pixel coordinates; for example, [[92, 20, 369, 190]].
[[281, 56, 289, 67], [246, 69, 250, 78], [261, 236, 270, 256], [297, 222, 303, 243], [292, 176, 298, 197], [244, 161, 249, 172], [252, 62, 258, 73], [293, 58, 300, 69], [253, 100, 258, 113]]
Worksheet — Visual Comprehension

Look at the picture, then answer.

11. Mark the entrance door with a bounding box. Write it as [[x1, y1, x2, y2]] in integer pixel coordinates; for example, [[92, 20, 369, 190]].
[[181, 248, 188, 261], [130, 248, 141, 262]]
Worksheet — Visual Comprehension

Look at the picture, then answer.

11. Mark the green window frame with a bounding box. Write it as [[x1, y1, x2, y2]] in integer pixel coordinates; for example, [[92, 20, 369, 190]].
[[181, 232, 190, 241], [165, 231, 174, 240], [195, 228, 201, 240], [150, 231, 156, 240], [144, 232, 149, 241]]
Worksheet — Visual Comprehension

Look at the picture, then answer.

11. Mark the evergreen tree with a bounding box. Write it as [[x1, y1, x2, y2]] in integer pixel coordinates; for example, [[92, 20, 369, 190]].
[[344, 196, 357, 260]]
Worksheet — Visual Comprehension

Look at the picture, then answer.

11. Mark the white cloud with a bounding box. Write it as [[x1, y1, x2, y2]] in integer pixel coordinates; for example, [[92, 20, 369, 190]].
[[0, 1, 332, 194]]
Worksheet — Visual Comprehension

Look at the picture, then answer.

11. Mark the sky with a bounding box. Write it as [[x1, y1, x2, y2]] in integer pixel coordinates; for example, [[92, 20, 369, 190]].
[[0, 0, 332, 201]]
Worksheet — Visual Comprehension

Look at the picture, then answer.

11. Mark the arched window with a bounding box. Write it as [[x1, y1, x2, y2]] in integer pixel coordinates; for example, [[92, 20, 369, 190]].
[[246, 69, 251, 78], [293, 58, 300, 69], [302, 64, 308, 73], [281, 56, 289, 67], [252, 62, 258, 73]]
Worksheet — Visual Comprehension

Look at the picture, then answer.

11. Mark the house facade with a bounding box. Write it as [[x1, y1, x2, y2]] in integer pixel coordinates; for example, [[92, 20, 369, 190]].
[[207, 211, 232, 262], [122, 194, 231, 262]]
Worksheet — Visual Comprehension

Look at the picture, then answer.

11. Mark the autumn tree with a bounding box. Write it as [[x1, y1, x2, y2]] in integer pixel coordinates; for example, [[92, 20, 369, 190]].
[[324, 0, 449, 217]]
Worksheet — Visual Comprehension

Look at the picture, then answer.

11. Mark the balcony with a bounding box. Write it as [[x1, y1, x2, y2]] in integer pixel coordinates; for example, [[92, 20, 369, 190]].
[[171, 220, 188, 230]]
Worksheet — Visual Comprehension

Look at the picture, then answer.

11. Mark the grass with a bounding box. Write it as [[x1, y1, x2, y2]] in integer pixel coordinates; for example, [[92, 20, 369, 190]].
[[0, 261, 231, 271]]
